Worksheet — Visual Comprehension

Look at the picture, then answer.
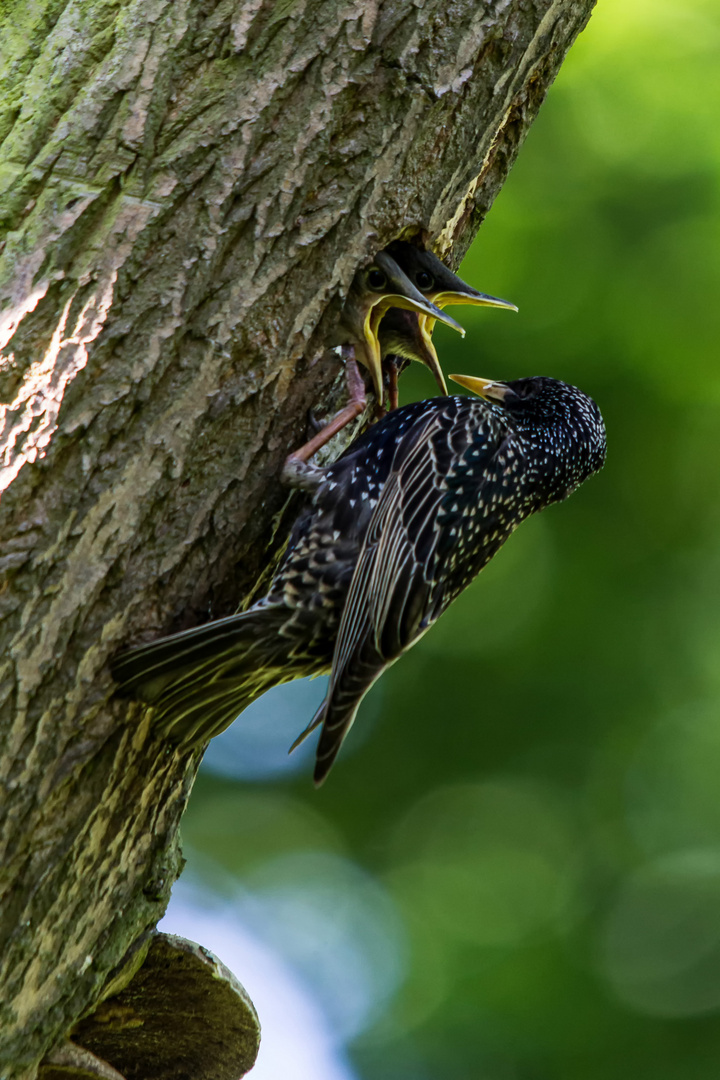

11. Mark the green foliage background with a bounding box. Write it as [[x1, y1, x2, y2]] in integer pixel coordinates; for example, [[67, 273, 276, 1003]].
[[179, 1, 720, 1075]]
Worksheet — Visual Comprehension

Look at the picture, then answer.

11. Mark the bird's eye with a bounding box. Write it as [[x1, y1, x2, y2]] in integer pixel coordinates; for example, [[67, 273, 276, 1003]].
[[415, 270, 434, 290], [367, 268, 387, 290]]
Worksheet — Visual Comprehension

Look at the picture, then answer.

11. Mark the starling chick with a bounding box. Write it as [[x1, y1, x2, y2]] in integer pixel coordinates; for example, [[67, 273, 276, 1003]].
[[378, 242, 517, 405], [341, 250, 464, 401], [112, 375, 606, 784], [291, 250, 469, 464], [386, 240, 517, 317]]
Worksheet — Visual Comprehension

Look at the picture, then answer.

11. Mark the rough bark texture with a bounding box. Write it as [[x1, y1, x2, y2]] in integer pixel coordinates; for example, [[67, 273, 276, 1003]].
[[0, 0, 595, 1074]]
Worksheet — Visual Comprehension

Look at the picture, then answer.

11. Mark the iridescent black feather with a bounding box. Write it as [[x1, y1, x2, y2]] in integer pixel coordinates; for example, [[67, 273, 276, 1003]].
[[112, 378, 606, 784]]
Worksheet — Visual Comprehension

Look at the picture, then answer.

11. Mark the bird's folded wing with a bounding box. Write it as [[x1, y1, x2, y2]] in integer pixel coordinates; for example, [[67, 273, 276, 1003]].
[[313, 411, 463, 781]]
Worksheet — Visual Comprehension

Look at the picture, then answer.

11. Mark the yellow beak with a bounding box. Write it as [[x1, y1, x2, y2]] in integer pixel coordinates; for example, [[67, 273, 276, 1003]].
[[433, 291, 518, 313], [347, 252, 466, 400], [449, 374, 513, 403]]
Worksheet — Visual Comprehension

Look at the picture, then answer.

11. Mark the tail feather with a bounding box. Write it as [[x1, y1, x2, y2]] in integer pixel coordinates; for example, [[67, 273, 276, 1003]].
[[112, 609, 275, 700], [288, 701, 326, 754], [312, 701, 361, 786], [112, 605, 309, 747]]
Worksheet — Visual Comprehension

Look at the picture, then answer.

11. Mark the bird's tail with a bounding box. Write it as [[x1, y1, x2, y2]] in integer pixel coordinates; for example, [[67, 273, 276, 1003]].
[[112, 605, 307, 748]]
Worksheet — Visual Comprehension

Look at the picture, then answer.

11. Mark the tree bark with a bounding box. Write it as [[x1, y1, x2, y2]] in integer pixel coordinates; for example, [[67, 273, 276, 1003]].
[[0, 0, 595, 1073]]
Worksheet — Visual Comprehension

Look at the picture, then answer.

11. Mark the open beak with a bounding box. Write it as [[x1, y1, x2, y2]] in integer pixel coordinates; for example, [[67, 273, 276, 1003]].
[[415, 320, 447, 395], [377, 308, 448, 395], [432, 289, 518, 312], [369, 251, 465, 335], [346, 251, 465, 398], [449, 374, 515, 403], [383, 242, 518, 314], [422, 260, 517, 313], [364, 289, 461, 394], [397, 257, 516, 358]]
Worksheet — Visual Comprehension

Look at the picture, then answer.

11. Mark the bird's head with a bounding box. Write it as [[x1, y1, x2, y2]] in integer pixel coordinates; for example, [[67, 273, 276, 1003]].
[[450, 373, 607, 503], [385, 241, 518, 314], [342, 251, 463, 398]]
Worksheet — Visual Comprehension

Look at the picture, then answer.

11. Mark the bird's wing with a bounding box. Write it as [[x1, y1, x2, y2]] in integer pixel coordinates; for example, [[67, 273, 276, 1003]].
[[312, 403, 504, 783]]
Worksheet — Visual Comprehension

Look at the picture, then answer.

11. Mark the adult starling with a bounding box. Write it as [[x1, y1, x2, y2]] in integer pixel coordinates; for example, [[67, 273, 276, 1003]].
[[112, 371, 606, 784]]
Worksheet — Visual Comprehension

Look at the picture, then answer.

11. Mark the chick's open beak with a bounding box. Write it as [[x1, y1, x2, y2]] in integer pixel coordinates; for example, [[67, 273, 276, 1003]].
[[345, 251, 465, 398], [420, 257, 517, 314], [433, 289, 518, 312], [369, 251, 465, 335], [377, 308, 448, 395], [383, 242, 518, 314], [449, 374, 515, 403]]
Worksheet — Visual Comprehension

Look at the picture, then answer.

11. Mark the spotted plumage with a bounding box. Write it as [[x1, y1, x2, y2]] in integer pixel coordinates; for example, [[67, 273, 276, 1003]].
[[112, 376, 606, 784]]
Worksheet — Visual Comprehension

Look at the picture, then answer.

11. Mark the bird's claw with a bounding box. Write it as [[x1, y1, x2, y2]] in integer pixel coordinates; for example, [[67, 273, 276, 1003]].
[[281, 456, 326, 492], [308, 408, 325, 434]]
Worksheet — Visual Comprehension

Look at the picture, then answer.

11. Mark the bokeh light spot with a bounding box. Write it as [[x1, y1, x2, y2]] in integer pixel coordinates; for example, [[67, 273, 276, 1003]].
[[627, 702, 720, 857], [238, 851, 407, 1039], [388, 780, 580, 949], [599, 850, 720, 1017]]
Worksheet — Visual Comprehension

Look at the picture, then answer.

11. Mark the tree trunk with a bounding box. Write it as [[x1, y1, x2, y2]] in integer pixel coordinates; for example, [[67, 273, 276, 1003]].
[[0, 0, 595, 1073]]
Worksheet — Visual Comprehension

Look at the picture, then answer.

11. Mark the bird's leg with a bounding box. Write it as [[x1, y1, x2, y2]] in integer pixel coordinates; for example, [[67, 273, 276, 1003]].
[[282, 347, 367, 487], [386, 358, 400, 411]]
